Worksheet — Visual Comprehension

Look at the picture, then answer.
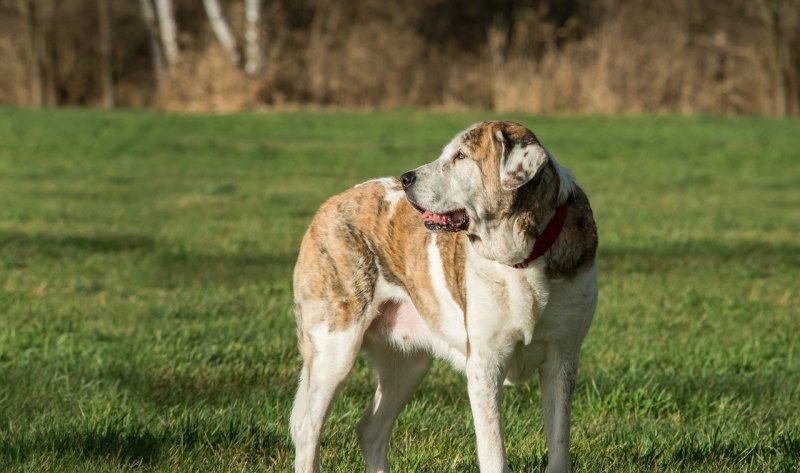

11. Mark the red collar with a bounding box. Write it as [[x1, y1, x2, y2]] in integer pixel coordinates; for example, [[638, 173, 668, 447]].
[[514, 203, 569, 269]]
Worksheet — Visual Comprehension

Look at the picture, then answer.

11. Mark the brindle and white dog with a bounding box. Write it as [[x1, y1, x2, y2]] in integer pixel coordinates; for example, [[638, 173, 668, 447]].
[[290, 121, 598, 473]]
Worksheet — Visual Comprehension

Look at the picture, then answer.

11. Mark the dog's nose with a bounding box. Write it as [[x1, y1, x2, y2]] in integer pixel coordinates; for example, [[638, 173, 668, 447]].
[[400, 171, 416, 189]]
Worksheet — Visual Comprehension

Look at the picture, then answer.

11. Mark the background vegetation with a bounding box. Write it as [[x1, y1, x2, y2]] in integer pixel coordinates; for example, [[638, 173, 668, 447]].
[[0, 109, 798, 471], [1, 0, 799, 115]]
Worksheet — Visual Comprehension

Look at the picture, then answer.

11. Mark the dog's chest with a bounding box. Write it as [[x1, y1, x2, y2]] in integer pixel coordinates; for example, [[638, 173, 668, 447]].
[[465, 257, 551, 344], [370, 251, 553, 374]]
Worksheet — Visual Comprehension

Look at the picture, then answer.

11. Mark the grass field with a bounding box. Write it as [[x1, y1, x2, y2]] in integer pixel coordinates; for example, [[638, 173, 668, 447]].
[[0, 108, 798, 472]]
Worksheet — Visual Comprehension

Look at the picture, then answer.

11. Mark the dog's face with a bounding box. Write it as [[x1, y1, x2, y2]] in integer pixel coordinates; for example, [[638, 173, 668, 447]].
[[402, 121, 555, 263]]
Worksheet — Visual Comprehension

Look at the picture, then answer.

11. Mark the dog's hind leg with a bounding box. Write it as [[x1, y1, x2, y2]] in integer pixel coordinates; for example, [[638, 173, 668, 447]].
[[290, 311, 364, 473], [356, 340, 431, 473]]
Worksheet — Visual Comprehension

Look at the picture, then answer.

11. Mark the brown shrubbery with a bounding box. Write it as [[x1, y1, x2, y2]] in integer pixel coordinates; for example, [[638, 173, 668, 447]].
[[493, 1, 778, 114], [0, 0, 797, 115]]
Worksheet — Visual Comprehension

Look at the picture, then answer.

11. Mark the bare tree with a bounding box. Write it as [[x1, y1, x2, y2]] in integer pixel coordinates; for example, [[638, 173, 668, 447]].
[[758, 0, 800, 116], [244, 0, 262, 76], [138, 0, 165, 84], [202, 0, 241, 67], [155, 0, 179, 66], [17, 0, 44, 106], [97, 0, 114, 108], [307, 0, 344, 102]]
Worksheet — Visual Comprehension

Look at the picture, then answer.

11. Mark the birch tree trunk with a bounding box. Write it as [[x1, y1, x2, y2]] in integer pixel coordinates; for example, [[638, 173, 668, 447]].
[[202, 0, 241, 68], [155, 0, 179, 67], [138, 0, 165, 84], [244, 0, 262, 76], [97, 0, 115, 108]]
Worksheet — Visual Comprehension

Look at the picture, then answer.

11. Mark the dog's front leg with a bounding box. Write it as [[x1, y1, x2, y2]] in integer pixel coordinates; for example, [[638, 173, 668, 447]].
[[539, 348, 578, 473], [466, 352, 509, 473]]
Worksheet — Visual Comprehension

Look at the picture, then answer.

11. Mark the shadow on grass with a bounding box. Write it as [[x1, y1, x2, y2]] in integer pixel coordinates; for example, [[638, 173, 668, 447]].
[[0, 228, 296, 286], [0, 230, 155, 257], [106, 363, 269, 408], [601, 238, 800, 275], [66, 427, 164, 465], [156, 248, 296, 287], [0, 426, 164, 468], [0, 419, 292, 469]]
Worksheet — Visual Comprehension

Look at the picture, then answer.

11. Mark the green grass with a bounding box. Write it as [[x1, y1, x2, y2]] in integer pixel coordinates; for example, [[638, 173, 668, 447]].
[[0, 108, 798, 472]]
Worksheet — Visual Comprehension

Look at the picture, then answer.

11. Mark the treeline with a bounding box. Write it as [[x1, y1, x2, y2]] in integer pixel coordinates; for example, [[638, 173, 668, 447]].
[[1, 0, 798, 115]]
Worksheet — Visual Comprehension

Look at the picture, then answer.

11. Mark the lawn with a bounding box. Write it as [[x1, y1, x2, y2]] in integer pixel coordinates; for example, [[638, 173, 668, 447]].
[[0, 108, 798, 472]]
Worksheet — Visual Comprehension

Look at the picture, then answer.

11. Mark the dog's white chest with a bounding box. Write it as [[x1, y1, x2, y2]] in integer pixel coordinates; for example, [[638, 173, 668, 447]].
[[465, 247, 552, 343], [369, 244, 556, 376]]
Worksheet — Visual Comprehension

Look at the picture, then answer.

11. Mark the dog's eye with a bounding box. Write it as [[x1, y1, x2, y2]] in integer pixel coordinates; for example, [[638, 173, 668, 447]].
[[453, 151, 465, 162]]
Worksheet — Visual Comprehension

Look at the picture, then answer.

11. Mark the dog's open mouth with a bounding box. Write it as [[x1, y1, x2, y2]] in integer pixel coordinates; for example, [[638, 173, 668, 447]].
[[409, 201, 469, 232]]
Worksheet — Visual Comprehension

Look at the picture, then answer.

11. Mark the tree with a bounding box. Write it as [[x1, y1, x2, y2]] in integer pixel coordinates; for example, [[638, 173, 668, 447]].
[[758, 0, 800, 116], [97, 0, 114, 108], [244, 0, 262, 76], [202, 0, 241, 68], [155, 0, 179, 67], [138, 0, 165, 84], [17, 0, 45, 107]]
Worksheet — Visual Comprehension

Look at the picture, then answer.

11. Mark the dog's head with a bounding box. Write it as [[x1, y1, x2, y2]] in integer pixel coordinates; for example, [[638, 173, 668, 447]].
[[402, 121, 569, 264]]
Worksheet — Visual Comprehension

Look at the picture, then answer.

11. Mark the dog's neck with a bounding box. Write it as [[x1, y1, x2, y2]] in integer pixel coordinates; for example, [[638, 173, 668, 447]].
[[513, 201, 570, 269], [467, 159, 573, 267]]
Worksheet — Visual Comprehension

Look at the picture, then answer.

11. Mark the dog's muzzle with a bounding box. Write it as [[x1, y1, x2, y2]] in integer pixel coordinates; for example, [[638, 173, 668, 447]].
[[400, 170, 469, 233]]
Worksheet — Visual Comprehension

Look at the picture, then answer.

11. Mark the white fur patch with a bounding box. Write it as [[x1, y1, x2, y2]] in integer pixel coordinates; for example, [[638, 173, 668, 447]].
[[426, 234, 469, 369], [500, 143, 549, 190], [356, 176, 405, 214]]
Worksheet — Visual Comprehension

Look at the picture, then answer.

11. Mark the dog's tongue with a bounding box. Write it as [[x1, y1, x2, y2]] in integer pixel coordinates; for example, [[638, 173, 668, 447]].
[[422, 209, 467, 227], [422, 210, 448, 225]]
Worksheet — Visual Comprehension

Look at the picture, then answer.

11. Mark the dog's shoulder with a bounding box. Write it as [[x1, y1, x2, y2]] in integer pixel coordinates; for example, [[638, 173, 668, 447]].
[[297, 176, 469, 329], [545, 185, 598, 279], [301, 178, 401, 235]]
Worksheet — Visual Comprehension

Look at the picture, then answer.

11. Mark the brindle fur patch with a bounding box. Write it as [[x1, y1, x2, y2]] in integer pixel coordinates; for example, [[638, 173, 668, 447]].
[[436, 234, 467, 313], [294, 180, 456, 333], [544, 186, 598, 278]]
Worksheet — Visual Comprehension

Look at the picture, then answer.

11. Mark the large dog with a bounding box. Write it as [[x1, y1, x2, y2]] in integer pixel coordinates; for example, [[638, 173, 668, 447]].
[[290, 121, 598, 472]]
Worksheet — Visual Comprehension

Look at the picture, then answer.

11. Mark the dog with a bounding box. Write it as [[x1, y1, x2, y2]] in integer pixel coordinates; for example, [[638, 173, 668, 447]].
[[290, 121, 598, 472]]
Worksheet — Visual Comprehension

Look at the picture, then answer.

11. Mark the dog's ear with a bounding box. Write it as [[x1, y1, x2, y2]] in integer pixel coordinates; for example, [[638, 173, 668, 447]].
[[495, 125, 549, 191]]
